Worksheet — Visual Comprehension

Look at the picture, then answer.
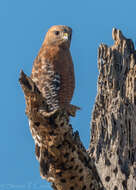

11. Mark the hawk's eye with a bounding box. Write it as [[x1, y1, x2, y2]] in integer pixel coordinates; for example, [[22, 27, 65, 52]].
[[54, 31, 60, 35]]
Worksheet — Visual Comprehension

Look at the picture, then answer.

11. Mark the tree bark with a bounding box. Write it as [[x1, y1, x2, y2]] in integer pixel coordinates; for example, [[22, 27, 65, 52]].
[[19, 28, 136, 190], [89, 28, 136, 190], [19, 71, 104, 190]]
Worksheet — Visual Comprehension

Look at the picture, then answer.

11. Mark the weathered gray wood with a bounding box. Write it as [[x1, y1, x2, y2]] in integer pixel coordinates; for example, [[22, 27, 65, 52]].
[[89, 28, 136, 190]]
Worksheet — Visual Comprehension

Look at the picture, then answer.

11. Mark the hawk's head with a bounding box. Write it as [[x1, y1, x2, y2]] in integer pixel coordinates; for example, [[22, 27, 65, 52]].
[[43, 25, 72, 48]]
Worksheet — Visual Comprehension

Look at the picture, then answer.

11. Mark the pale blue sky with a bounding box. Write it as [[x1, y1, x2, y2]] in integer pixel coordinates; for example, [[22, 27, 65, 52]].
[[1, 0, 136, 189]]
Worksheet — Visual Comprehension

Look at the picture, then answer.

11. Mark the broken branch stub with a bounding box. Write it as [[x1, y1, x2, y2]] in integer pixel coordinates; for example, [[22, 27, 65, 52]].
[[19, 70, 104, 190]]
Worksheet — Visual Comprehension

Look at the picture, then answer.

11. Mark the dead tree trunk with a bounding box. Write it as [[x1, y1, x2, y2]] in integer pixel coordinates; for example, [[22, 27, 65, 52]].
[[89, 28, 136, 190], [19, 28, 136, 190], [19, 71, 104, 190]]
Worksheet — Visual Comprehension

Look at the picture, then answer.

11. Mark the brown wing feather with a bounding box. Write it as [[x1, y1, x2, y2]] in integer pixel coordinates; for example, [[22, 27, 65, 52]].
[[31, 30, 75, 112]]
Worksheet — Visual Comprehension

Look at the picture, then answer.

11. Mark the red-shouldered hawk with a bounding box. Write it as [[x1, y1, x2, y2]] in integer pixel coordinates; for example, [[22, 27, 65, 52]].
[[31, 25, 75, 113]]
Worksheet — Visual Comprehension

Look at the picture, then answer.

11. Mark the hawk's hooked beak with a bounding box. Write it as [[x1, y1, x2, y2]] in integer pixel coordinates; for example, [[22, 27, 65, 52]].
[[62, 33, 69, 40]]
